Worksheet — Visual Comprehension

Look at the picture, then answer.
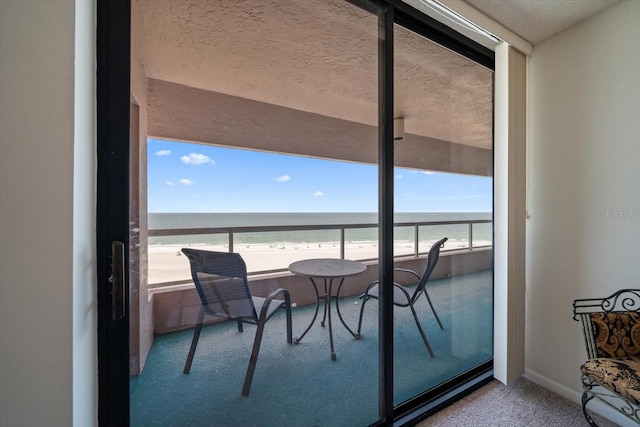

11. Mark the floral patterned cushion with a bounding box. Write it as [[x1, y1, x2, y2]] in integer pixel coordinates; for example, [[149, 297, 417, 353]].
[[591, 312, 640, 358], [581, 357, 640, 406]]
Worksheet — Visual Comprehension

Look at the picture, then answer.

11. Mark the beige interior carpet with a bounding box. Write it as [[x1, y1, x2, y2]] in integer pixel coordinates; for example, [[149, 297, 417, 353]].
[[418, 377, 620, 426]]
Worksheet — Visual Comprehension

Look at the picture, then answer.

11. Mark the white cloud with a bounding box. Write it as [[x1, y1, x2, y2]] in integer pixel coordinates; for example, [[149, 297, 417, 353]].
[[155, 150, 172, 156], [181, 153, 215, 165], [164, 180, 174, 186], [396, 174, 403, 180], [276, 175, 291, 183], [178, 179, 194, 186], [421, 171, 435, 175], [313, 190, 324, 197]]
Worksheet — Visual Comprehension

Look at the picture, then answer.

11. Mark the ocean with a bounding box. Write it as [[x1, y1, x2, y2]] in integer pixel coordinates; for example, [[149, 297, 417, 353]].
[[148, 212, 492, 246]]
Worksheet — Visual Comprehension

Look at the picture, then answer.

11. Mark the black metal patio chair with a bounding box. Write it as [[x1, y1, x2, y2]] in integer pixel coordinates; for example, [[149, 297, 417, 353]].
[[356, 237, 447, 358], [181, 248, 292, 396]]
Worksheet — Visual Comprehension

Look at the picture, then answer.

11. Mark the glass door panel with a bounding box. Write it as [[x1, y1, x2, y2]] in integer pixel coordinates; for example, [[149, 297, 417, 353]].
[[129, 1, 380, 425], [392, 22, 494, 405]]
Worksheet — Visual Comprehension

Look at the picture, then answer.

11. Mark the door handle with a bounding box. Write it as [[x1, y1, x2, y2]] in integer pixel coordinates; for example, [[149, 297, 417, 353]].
[[111, 241, 126, 321]]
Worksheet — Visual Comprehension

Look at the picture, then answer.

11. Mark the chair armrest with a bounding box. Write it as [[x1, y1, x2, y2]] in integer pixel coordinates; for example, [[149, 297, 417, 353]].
[[266, 287, 290, 302], [393, 282, 412, 301], [360, 280, 411, 301], [393, 268, 420, 282], [258, 288, 291, 322]]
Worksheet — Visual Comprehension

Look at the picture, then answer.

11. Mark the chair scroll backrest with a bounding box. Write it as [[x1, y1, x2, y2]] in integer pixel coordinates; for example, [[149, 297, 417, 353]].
[[573, 289, 640, 359], [182, 248, 257, 321], [412, 237, 448, 302]]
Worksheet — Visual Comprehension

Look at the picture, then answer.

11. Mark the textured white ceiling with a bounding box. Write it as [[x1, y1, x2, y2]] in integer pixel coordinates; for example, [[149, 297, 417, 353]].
[[463, 0, 619, 44]]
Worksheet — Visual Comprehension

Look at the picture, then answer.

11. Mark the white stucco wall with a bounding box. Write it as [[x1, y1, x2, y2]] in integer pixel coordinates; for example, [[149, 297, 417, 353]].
[[0, 0, 97, 426], [526, 0, 640, 423]]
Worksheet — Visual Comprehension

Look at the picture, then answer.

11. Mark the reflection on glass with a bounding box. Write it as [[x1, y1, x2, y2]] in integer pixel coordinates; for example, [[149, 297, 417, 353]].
[[392, 21, 494, 406]]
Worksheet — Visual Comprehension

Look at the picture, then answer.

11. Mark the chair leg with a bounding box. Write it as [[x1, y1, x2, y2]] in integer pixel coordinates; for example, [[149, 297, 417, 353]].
[[423, 290, 444, 330], [356, 296, 369, 338], [581, 391, 599, 427], [184, 306, 205, 374], [284, 296, 293, 344], [237, 319, 244, 332], [409, 302, 435, 358], [242, 321, 266, 396], [321, 278, 329, 327], [356, 297, 366, 336]]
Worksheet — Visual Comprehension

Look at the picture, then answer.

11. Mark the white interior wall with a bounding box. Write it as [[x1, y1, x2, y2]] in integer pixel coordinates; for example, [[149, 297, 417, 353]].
[[526, 0, 640, 424], [0, 0, 91, 426]]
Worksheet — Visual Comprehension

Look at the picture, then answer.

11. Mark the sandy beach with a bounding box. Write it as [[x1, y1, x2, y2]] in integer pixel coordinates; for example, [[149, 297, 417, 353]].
[[147, 239, 490, 284]]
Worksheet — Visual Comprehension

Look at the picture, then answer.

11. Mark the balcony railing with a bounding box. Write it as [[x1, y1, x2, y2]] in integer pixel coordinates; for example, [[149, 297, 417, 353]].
[[147, 218, 492, 288]]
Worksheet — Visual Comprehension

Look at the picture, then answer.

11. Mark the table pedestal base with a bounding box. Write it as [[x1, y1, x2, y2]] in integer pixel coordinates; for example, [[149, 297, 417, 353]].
[[293, 276, 358, 361]]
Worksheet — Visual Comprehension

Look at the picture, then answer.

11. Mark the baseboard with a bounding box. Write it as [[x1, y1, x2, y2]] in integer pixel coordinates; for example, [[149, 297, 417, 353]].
[[524, 368, 636, 427]]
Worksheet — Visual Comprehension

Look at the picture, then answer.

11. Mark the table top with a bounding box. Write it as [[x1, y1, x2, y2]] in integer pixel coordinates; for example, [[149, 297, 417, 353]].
[[288, 258, 366, 278]]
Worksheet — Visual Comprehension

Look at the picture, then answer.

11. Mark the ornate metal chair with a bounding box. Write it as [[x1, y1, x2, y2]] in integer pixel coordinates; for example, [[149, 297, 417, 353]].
[[573, 289, 640, 426], [356, 237, 447, 358], [181, 248, 292, 396]]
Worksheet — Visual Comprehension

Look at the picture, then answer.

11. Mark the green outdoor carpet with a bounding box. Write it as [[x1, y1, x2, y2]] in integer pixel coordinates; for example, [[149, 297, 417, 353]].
[[130, 271, 493, 426]]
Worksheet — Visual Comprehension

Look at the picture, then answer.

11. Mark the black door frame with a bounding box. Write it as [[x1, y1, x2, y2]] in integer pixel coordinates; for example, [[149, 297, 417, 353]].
[[96, 1, 494, 425], [97, 0, 131, 425]]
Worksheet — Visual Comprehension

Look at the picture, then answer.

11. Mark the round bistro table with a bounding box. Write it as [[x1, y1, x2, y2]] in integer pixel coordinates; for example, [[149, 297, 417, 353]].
[[288, 258, 366, 361]]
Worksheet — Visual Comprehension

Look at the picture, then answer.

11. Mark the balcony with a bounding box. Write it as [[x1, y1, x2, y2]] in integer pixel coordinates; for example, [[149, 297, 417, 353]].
[[129, 217, 493, 424], [131, 268, 493, 426]]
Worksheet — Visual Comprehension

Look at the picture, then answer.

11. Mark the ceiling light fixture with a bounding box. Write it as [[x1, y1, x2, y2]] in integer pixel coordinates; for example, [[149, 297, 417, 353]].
[[394, 118, 405, 141]]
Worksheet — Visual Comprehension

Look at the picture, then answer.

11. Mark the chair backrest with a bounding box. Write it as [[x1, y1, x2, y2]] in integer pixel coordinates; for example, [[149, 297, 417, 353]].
[[182, 248, 257, 321], [412, 237, 448, 302], [573, 289, 640, 359]]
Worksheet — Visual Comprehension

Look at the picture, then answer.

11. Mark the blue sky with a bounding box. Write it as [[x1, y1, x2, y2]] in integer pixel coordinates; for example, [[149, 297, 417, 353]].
[[147, 139, 492, 213]]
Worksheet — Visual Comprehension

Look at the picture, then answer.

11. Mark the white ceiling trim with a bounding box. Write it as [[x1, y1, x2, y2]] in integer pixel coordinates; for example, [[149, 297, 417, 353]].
[[438, 0, 533, 55]]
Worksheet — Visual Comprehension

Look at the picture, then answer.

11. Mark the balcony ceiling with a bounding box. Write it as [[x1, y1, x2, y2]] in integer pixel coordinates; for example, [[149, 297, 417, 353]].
[[136, 0, 616, 154], [137, 0, 493, 151]]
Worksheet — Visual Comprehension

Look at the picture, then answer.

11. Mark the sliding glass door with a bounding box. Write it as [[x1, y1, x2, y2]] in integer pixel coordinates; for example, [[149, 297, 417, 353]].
[[98, 1, 494, 425], [392, 20, 494, 407]]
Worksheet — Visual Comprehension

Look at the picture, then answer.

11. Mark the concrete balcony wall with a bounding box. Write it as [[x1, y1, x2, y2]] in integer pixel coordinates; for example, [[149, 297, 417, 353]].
[[152, 248, 492, 334]]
